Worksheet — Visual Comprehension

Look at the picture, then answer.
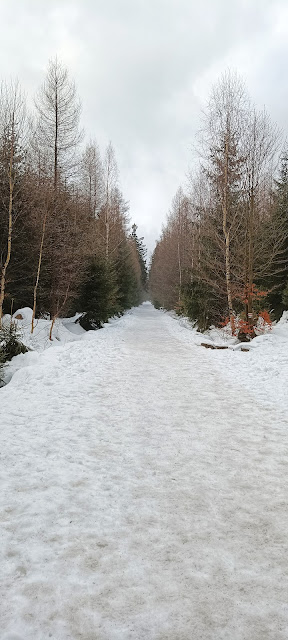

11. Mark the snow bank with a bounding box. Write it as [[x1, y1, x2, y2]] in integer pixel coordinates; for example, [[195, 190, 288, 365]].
[[2, 308, 136, 385], [165, 310, 288, 416], [1, 310, 85, 385], [12, 308, 86, 350]]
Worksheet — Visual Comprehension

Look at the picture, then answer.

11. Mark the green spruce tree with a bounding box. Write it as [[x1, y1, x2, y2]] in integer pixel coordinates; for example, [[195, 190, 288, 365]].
[[131, 223, 147, 292], [78, 257, 118, 329], [267, 153, 288, 318]]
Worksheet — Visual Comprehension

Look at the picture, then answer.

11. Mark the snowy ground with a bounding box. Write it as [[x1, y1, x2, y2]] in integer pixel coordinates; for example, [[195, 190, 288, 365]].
[[166, 310, 288, 418], [1, 303, 288, 639], [1, 308, 123, 386]]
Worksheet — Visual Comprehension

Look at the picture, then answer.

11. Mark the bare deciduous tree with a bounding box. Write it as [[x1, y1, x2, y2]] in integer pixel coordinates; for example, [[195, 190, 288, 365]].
[[81, 140, 104, 218], [33, 58, 84, 337], [102, 142, 119, 259], [201, 71, 248, 332], [34, 57, 83, 189]]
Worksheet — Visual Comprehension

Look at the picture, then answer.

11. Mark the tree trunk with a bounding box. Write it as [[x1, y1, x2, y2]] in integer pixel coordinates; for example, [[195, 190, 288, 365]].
[[247, 187, 255, 332], [54, 83, 58, 190], [223, 228, 235, 333], [177, 240, 182, 302], [0, 132, 14, 328], [31, 207, 48, 333], [49, 280, 71, 340], [222, 135, 235, 334], [105, 217, 109, 260], [243, 184, 255, 336]]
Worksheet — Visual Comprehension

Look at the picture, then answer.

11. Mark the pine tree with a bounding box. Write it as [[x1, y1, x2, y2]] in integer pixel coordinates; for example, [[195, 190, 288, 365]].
[[0, 82, 27, 323], [78, 257, 118, 330], [131, 223, 147, 291], [267, 153, 288, 317], [115, 242, 138, 310]]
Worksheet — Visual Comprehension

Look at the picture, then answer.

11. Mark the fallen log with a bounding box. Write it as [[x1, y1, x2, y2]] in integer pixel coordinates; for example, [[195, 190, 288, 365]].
[[200, 342, 250, 352], [200, 342, 229, 350]]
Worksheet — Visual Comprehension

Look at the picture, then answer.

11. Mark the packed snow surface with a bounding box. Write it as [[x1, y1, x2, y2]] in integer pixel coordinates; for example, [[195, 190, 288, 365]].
[[1, 303, 288, 640]]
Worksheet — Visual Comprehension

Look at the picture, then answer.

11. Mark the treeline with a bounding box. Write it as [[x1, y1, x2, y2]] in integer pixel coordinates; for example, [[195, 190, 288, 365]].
[[149, 72, 288, 337], [0, 58, 147, 338]]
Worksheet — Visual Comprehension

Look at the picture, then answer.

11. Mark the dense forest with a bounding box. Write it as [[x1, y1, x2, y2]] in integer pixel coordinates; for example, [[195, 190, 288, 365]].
[[0, 58, 147, 341], [149, 72, 288, 338], [2, 62, 288, 348]]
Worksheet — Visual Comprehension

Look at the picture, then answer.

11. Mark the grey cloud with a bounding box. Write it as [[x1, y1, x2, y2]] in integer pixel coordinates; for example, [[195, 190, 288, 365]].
[[0, 0, 287, 252]]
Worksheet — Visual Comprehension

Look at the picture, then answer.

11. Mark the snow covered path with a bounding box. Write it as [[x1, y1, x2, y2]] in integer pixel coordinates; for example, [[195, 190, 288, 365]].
[[1, 303, 288, 640]]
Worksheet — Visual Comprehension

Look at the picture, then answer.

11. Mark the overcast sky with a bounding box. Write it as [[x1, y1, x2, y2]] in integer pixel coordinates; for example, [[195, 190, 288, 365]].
[[0, 0, 288, 254]]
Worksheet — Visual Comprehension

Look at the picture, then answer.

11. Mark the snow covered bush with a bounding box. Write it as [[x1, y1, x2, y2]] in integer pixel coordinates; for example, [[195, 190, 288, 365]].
[[221, 309, 273, 341], [255, 310, 273, 334], [0, 321, 28, 364]]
